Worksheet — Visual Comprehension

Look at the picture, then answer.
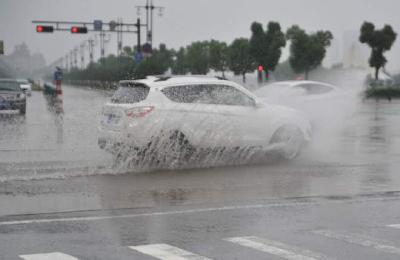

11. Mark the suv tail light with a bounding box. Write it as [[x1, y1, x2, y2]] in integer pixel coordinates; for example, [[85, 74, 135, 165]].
[[125, 106, 154, 118]]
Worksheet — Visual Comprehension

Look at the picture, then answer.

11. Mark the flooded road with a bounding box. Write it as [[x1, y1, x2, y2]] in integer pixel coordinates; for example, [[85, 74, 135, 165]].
[[0, 85, 400, 259], [1, 85, 399, 199]]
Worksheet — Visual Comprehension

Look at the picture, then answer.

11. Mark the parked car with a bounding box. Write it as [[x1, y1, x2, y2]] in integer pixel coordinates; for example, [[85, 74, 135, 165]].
[[98, 76, 311, 164], [254, 80, 342, 102], [0, 79, 26, 115], [253, 80, 355, 125], [17, 79, 32, 96]]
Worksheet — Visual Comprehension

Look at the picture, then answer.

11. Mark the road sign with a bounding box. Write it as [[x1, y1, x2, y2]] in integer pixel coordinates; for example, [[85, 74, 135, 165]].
[[0, 41, 3, 55], [109, 21, 117, 31], [94, 20, 103, 31]]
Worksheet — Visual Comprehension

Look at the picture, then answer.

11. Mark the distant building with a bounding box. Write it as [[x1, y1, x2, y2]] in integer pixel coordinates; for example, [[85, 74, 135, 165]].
[[324, 38, 341, 68], [342, 31, 369, 69]]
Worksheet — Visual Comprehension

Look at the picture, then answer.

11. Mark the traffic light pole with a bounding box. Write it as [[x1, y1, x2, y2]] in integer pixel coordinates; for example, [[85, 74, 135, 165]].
[[34, 19, 146, 68], [32, 20, 138, 33]]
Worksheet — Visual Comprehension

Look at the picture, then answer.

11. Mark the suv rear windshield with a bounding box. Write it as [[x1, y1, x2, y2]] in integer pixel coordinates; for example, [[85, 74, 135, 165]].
[[111, 82, 149, 104], [0, 81, 21, 91]]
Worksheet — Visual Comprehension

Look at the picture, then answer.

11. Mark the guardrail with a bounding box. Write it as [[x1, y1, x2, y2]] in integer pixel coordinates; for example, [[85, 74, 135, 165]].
[[63, 80, 118, 90]]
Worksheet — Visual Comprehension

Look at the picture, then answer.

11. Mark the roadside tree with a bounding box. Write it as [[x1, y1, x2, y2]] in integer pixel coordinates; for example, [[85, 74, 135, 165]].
[[172, 47, 188, 75], [209, 40, 229, 77], [185, 41, 210, 74], [359, 21, 397, 80], [286, 25, 333, 79], [249, 21, 286, 78], [228, 38, 254, 83]]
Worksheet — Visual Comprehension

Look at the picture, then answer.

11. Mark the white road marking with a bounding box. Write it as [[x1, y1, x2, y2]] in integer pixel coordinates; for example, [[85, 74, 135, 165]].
[[225, 236, 325, 260], [0, 195, 397, 226], [129, 243, 212, 260], [0, 203, 310, 226], [387, 224, 400, 229], [19, 252, 79, 260], [313, 229, 400, 255]]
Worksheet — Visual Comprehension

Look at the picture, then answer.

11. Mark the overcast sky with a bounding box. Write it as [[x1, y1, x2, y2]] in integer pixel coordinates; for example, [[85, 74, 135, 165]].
[[1, 0, 399, 72]]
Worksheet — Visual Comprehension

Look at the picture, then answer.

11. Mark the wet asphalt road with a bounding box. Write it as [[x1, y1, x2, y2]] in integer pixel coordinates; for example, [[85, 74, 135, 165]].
[[0, 85, 400, 259]]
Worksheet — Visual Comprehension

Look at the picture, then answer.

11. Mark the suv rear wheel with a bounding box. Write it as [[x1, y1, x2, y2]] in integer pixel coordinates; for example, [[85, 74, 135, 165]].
[[270, 125, 305, 160], [156, 130, 195, 168]]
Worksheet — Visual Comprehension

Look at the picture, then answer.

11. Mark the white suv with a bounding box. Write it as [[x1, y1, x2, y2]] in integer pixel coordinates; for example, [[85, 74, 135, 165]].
[[98, 76, 311, 165]]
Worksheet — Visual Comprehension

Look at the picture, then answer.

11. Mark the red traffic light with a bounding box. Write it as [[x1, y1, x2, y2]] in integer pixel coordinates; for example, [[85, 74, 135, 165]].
[[71, 26, 88, 34], [257, 65, 264, 72], [36, 25, 54, 33]]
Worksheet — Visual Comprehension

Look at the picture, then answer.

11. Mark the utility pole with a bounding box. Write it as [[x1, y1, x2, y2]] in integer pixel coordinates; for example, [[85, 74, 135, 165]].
[[87, 38, 95, 63], [79, 42, 86, 69], [65, 54, 69, 71], [136, 0, 165, 48], [69, 50, 74, 69], [73, 47, 78, 68], [97, 32, 110, 59], [117, 18, 123, 56], [99, 32, 105, 59], [135, 18, 142, 53]]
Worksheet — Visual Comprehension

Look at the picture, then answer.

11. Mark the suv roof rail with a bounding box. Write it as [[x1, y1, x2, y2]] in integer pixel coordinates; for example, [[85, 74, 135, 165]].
[[137, 75, 229, 83], [154, 76, 171, 82], [214, 76, 227, 80]]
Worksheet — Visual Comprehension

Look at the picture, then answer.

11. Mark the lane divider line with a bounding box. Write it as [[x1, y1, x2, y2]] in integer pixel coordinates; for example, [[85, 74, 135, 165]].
[[0, 196, 398, 226], [19, 252, 79, 260], [129, 243, 212, 260], [312, 229, 400, 255], [0, 204, 307, 226], [387, 224, 400, 229], [225, 236, 326, 260]]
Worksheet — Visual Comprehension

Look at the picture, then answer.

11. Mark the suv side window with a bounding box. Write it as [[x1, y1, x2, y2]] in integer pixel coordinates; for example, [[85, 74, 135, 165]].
[[162, 84, 255, 107], [161, 85, 208, 103], [209, 85, 255, 107]]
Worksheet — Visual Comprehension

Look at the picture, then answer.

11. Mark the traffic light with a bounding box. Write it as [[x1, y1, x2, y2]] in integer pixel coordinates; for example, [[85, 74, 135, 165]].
[[36, 25, 54, 33], [70, 26, 88, 34], [257, 65, 264, 83]]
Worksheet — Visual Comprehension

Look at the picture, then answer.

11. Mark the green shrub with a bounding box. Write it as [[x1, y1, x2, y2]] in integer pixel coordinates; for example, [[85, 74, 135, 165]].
[[365, 86, 400, 99]]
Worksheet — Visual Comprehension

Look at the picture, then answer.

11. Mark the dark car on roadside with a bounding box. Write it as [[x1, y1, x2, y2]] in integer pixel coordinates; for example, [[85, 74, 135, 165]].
[[0, 79, 26, 115]]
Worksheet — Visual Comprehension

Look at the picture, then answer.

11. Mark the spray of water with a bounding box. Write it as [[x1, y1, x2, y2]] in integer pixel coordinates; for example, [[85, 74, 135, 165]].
[[294, 68, 367, 161]]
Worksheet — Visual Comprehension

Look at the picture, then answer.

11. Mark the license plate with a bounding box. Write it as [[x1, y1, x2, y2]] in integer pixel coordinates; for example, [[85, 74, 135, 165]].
[[0, 100, 11, 109], [0, 110, 18, 114]]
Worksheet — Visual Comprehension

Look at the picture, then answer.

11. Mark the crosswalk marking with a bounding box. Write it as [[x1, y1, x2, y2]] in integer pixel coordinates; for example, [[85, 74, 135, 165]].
[[387, 224, 400, 229], [225, 236, 325, 260], [129, 243, 212, 260], [313, 229, 400, 255], [19, 252, 79, 260]]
